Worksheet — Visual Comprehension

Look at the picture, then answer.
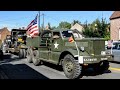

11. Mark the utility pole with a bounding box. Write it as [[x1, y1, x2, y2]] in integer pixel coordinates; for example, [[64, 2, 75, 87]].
[[42, 13, 44, 30]]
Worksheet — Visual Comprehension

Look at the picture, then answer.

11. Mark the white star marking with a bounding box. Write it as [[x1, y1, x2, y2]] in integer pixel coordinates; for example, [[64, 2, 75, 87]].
[[54, 41, 59, 49]]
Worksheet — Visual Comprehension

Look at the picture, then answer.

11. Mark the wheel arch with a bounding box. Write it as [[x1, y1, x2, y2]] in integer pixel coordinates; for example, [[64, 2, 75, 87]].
[[59, 50, 77, 65]]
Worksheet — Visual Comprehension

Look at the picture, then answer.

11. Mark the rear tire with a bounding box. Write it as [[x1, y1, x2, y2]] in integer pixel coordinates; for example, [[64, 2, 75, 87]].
[[23, 49, 26, 58], [19, 49, 24, 59], [26, 48, 32, 63], [62, 54, 82, 79], [32, 50, 40, 66]]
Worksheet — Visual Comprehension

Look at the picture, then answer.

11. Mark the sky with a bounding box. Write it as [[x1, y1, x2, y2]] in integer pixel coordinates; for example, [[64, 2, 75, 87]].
[[0, 11, 113, 31]]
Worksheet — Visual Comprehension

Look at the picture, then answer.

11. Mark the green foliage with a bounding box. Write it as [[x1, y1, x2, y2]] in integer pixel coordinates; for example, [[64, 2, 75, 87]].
[[58, 21, 71, 29], [48, 22, 51, 29], [72, 20, 81, 25], [83, 18, 110, 38]]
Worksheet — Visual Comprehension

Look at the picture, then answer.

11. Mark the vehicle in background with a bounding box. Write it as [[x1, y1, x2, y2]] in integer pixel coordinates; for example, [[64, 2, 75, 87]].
[[4, 29, 27, 58], [106, 41, 120, 62]]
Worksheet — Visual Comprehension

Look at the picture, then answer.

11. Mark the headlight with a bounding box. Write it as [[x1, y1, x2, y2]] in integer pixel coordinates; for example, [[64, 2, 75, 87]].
[[101, 51, 106, 55], [80, 47, 84, 52]]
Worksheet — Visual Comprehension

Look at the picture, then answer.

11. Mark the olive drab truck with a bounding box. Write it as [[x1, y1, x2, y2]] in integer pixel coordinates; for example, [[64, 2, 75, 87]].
[[26, 29, 114, 79], [5, 29, 27, 58]]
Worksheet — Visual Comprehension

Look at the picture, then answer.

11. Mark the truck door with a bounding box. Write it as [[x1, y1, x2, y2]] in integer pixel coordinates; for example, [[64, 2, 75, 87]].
[[49, 32, 62, 63], [39, 31, 52, 60]]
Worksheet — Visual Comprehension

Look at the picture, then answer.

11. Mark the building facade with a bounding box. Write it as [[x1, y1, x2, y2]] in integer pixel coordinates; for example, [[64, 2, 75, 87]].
[[0, 27, 11, 43], [71, 23, 84, 33], [110, 11, 120, 40]]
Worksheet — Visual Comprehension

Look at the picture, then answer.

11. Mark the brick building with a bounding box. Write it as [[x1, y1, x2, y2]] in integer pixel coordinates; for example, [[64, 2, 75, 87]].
[[110, 11, 120, 40], [0, 27, 11, 43]]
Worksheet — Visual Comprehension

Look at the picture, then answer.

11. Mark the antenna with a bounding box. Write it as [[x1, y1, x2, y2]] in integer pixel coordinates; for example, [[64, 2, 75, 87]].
[[42, 13, 44, 31]]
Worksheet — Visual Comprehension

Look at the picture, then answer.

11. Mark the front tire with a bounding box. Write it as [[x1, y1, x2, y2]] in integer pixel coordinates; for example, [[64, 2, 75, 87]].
[[23, 49, 26, 58], [62, 54, 82, 79], [26, 48, 32, 63], [32, 50, 40, 66], [19, 49, 24, 59]]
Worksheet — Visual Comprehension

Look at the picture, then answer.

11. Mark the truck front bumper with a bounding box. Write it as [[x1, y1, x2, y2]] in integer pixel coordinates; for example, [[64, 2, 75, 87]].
[[77, 54, 114, 64]]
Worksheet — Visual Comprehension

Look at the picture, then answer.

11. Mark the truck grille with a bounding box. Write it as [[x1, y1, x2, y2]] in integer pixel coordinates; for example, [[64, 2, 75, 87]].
[[93, 40, 105, 55]]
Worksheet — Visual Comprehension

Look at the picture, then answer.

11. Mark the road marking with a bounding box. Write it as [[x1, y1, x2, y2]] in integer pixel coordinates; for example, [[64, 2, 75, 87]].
[[109, 67, 120, 71]]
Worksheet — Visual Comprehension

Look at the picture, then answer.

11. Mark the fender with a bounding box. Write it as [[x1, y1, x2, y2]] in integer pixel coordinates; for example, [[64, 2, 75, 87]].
[[58, 49, 79, 65], [61, 49, 78, 57]]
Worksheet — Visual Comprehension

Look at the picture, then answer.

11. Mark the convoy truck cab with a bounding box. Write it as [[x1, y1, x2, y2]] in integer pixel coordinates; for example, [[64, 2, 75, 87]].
[[26, 29, 114, 79]]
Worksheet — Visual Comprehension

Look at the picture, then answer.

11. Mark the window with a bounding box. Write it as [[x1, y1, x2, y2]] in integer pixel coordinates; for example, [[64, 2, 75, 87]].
[[53, 32, 60, 39], [62, 31, 73, 38], [42, 32, 52, 38]]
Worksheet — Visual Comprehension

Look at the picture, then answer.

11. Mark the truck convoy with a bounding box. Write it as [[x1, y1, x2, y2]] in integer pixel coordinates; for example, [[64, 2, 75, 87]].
[[26, 29, 114, 79], [4, 29, 27, 58]]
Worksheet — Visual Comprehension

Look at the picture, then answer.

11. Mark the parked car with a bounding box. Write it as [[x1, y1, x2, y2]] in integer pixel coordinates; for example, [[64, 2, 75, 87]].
[[106, 41, 120, 62]]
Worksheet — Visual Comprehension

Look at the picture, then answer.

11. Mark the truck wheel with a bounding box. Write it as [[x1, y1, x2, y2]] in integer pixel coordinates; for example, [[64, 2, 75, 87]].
[[94, 60, 109, 73], [23, 49, 26, 58], [26, 48, 32, 63], [99, 61, 109, 73], [62, 54, 82, 79], [19, 49, 24, 59], [32, 50, 40, 66]]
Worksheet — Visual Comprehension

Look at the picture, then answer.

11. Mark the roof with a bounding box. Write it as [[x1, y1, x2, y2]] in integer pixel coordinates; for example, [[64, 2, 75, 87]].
[[71, 23, 84, 32], [0, 27, 9, 33], [110, 11, 120, 20]]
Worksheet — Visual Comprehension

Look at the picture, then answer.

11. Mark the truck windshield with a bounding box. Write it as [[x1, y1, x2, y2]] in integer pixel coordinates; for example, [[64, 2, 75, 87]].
[[62, 31, 73, 38], [62, 30, 82, 39]]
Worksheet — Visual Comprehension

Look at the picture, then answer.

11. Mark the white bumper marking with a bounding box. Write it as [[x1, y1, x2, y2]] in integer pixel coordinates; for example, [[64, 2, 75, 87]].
[[74, 55, 83, 64], [78, 56, 83, 64]]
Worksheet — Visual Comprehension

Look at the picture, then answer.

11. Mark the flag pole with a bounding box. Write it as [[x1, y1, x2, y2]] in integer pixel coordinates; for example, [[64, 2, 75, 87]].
[[38, 11, 40, 35]]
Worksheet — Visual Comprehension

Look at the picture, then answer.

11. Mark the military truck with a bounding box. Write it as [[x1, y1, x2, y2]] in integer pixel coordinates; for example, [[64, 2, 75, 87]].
[[26, 29, 113, 79], [5, 29, 27, 58]]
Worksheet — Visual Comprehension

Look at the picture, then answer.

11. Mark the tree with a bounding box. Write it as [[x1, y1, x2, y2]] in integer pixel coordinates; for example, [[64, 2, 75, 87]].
[[58, 21, 71, 29], [48, 22, 51, 30], [83, 18, 110, 38], [72, 20, 81, 25]]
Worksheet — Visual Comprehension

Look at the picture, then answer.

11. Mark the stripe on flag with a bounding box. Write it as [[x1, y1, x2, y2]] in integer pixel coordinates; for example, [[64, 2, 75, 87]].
[[26, 14, 39, 37]]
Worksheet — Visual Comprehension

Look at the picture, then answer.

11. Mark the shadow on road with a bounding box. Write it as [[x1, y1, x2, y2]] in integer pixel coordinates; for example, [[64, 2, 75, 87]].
[[81, 68, 111, 77], [110, 61, 120, 64], [0, 53, 112, 79], [0, 53, 24, 63], [0, 63, 49, 79], [41, 61, 63, 71]]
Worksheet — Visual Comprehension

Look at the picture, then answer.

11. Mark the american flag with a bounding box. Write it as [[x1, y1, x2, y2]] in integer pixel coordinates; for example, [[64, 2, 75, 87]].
[[26, 14, 39, 37]]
